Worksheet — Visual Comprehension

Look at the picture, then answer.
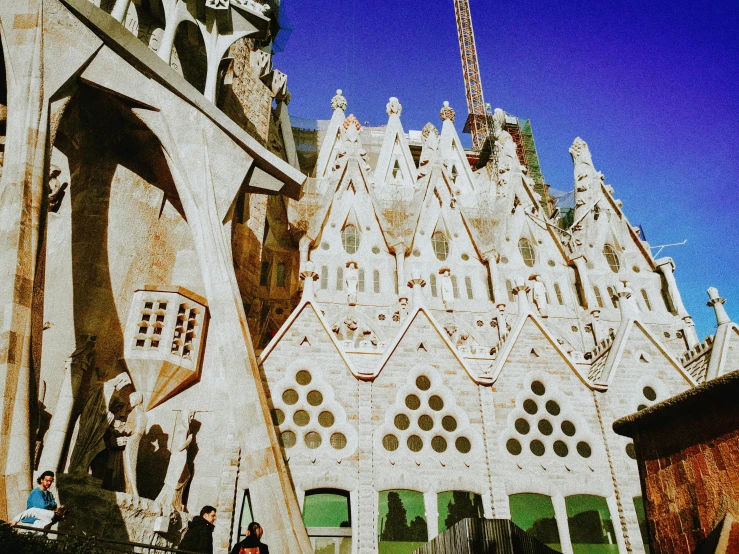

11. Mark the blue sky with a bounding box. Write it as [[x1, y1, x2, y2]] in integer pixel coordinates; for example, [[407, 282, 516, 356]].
[[275, 0, 739, 340]]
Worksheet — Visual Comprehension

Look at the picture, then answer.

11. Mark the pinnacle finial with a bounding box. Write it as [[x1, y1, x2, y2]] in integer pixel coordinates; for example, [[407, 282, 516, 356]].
[[331, 89, 347, 112], [440, 101, 456, 122], [421, 122, 438, 139], [707, 287, 731, 326], [386, 97, 402, 116]]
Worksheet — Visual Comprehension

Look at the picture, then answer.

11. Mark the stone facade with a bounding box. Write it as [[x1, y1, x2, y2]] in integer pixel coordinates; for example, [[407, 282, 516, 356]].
[[0, 2, 735, 554]]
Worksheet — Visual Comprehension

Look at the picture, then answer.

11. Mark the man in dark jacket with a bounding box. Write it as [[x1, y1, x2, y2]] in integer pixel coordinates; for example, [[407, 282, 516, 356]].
[[179, 505, 217, 553], [230, 521, 270, 554]]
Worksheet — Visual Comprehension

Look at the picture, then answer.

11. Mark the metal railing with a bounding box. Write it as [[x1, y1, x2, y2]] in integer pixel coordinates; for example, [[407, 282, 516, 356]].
[[11, 524, 204, 554]]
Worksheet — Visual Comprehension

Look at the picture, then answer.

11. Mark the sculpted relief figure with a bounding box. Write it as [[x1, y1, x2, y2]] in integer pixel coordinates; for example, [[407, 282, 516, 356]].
[[530, 275, 549, 318], [123, 392, 147, 497], [155, 411, 195, 513], [439, 268, 454, 312], [345, 262, 358, 305], [48, 165, 68, 213]]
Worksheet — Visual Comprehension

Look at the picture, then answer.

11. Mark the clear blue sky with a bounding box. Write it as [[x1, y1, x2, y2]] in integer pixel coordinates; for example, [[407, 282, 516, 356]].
[[275, 0, 739, 341]]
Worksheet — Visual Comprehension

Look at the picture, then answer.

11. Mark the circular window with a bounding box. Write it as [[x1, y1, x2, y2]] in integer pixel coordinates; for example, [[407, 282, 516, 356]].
[[394, 414, 410, 430], [530, 440, 545, 456], [372, 246, 381, 254], [576, 441, 592, 458], [416, 375, 431, 391], [418, 414, 434, 431], [626, 443, 636, 460], [455, 436, 472, 454], [273, 409, 285, 425], [296, 370, 312, 386], [429, 395, 444, 411], [506, 438, 522, 455], [305, 432, 322, 449], [282, 389, 298, 405], [431, 436, 447, 453], [405, 395, 421, 410], [523, 399, 538, 415], [318, 411, 334, 428], [408, 435, 424, 452], [500, 256, 509, 264], [643, 386, 657, 401], [432, 232, 449, 261], [293, 410, 310, 427], [561, 421, 577, 437], [538, 420, 553, 436], [637, 404, 648, 411], [341, 225, 360, 254], [461, 253, 469, 261], [518, 238, 536, 267], [280, 430, 296, 448], [330, 433, 347, 450], [515, 418, 530, 434], [554, 440, 569, 457], [321, 242, 330, 250], [307, 390, 323, 406], [442, 415, 457, 432], [548, 260, 556, 267], [413, 249, 421, 257], [545, 400, 561, 416], [603, 244, 620, 273], [531, 381, 546, 396], [633, 266, 640, 273], [383, 434, 399, 451]]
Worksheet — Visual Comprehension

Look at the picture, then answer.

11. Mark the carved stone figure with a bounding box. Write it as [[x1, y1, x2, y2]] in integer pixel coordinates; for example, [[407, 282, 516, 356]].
[[123, 392, 147, 497], [155, 411, 195, 513], [345, 261, 358, 305], [530, 275, 549, 318], [439, 268, 454, 311], [68, 372, 131, 475], [48, 165, 68, 213]]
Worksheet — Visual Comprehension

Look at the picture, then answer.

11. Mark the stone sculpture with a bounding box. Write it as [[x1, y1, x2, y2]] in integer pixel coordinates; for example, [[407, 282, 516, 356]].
[[155, 411, 195, 513], [48, 165, 68, 213], [123, 392, 147, 497], [345, 261, 358, 305], [530, 275, 549, 318], [439, 268, 454, 311]]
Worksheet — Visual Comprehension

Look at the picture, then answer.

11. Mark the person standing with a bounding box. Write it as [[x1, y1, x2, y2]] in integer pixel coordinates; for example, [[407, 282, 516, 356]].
[[230, 522, 270, 554], [22, 471, 57, 525], [179, 506, 216, 553]]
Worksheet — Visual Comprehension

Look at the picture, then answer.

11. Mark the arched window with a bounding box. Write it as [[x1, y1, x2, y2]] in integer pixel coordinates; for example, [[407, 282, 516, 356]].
[[593, 286, 604, 308], [451, 275, 460, 298], [465, 276, 474, 299], [450, 165, 459, 183], [276, 262, 286, 287], [566, 495, 616, 551], [336, 267, 343, 291], [486, 275, 494, 301], [509, 494, 561, 551], [320, 266, 328, 290], [373, 269, 381, 293], [554, 283, 564, 305], [430, 273, 438, 297], [303, 489, 351, 553], [358, 269, 365, 292], [378, 490, 427, 553], [438, 491, 484, 533], [518, 238, 536, 267], [342, 225, 360, 254], [641, 289, 652, 311], [392, 160, 402, 180], [432, 232, 449, 261], [506, 280, 515, 302], [602, 244, 620, 273]]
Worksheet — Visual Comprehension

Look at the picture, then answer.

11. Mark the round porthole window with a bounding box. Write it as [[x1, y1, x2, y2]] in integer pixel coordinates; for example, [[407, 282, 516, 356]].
[[530, 440, 545, 456], [394, 414, 410, 430], [383, 434, 399, 451], [506, 438, 522, 455], [455, 436, 471, 454]]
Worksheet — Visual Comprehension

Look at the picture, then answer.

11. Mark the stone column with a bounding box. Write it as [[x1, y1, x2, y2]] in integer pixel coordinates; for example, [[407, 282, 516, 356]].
[[706, 287, 733, 380], [393, 243, 406, 297], [425, 491, 439, 540], [481, 250, 505, 306], [512, 280, 531, 312], [357, 380, 375, 554], [299, 262, 319, 301], [571, 255, 596, 310], [407, 270, 427, 309], [656, 257, 698, 347], [298, 235, 312, 269], [551, 494, 574, 554]]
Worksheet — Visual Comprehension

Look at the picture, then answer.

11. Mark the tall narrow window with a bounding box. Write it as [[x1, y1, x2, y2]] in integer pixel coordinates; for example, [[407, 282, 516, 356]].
[[518, 238, 536, 267], [566, 495, 616, 551], [321, 266, 328, 290], [451, 275, 460, 298], [603, 244, 620, 273], [465, 276, 474, 299], [641, 289, 652, 311], [342, 224, 360, 254], [575, 280, 585, 308], [373, 270, 381, 293], [358, 269, 365, 292], [276, 263, 286, 287], [303, 489, 352, 554], [237, 490, 254, 543], [430, 274, 438, 297], [593, 286, 604, 308], [260, 261, 270, 287], [337, 267, 344, 291], [506, 280, 515, 302], [607, 286, 618, 308], [432, 232, 449, 261], [486, 275, 494, 301], [438, 491, 484, 533], [392, 160, 401, 180], [554, 283, 564, 305], [394, 271, 399, 294], [378, 490, 427, 553], [509, 494, 561, 551], [450, 165, 458, 183]]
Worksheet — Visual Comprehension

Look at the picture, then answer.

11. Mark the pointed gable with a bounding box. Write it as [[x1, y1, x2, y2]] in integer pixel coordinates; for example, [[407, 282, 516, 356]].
[[374, 97, 417, 187], [438, 102, 476, 196], [315, 90, 347, 179]]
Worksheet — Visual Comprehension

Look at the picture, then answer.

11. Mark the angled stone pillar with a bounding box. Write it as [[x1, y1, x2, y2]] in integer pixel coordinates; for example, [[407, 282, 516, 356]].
[[706, 287, 733, 380], [393, 243, 406, 297], [656, 257, 698, 347], [571, 254, 596, 310]]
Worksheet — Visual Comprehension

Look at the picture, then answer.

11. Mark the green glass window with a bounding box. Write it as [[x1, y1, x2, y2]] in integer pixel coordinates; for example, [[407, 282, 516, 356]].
[[336, 267, 343, 291], [633, 497, 651, 553], [378, 490, 427, 554], [465, 277, 474, 299], [437, 491, 484, 533], [374, 269, 381, 293], [602, 245, 620, 273], [509, 493, 561, 552], [451, 275, 460, 298], [518, 238, 536, 267], [304, 490, 351, 554], [430, 273, 437, 297], [342, 225, 360, 254], [565, 495, 617, 553], [432, 232, 449, 261]]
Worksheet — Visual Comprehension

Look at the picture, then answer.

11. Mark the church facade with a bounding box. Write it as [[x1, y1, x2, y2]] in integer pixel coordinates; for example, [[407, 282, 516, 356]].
[[0, 2, 737, 554]]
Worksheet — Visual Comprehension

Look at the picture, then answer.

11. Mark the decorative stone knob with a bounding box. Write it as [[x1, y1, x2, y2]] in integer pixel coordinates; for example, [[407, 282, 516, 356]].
[[386, 97, 402, 116], [331, 89, 347, 112], [440, 101, 455, 122]]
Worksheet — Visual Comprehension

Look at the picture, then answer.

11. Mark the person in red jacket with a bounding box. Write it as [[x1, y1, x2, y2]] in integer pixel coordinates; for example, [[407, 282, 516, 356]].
[[230, 521, 270, 554]]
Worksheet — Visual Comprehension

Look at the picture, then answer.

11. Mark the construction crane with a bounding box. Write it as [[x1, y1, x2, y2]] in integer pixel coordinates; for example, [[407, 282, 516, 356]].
[[453, 0, 489, 151]]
